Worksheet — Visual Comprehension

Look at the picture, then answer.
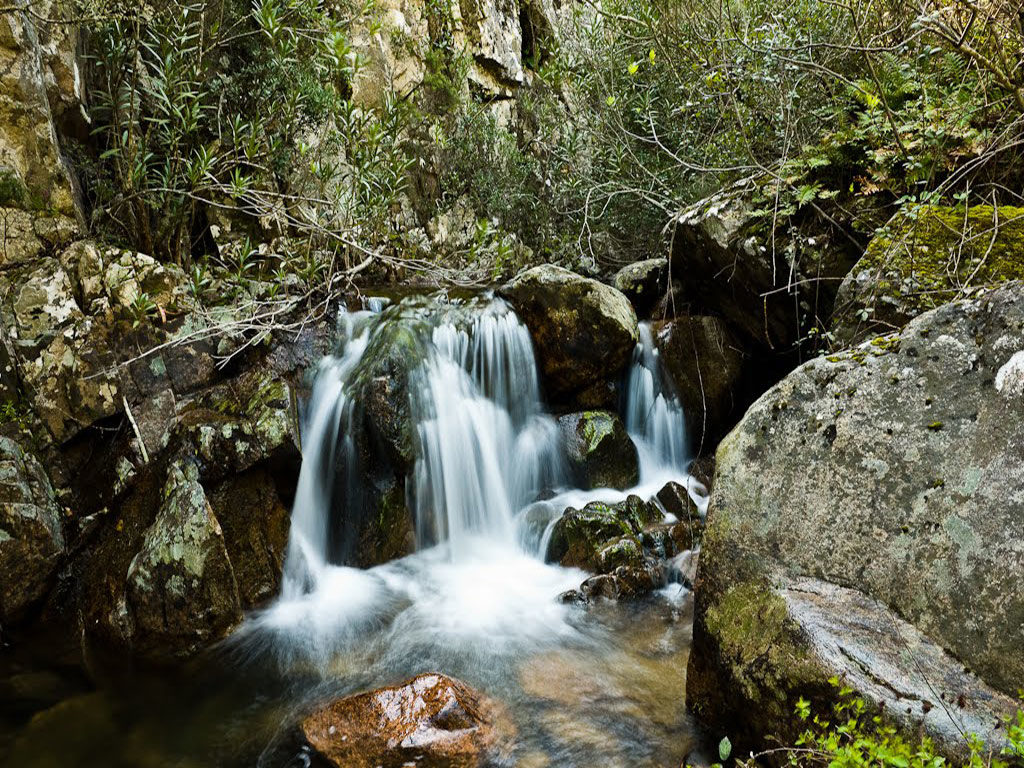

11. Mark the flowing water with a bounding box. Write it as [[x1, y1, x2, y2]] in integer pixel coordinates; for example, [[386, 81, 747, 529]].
[[4, 293, 706, 767]]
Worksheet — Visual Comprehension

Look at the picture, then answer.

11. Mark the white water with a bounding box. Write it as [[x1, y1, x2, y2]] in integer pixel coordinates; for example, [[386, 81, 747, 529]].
[[248, 295, 705, 669]]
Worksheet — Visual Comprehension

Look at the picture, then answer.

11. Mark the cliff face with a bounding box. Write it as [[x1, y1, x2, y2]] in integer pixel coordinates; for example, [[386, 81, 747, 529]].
[[0, 0, 83, 219]]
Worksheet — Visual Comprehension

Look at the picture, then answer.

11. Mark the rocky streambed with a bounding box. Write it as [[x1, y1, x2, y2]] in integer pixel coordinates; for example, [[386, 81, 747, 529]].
[[1, 213, 1023, 767]]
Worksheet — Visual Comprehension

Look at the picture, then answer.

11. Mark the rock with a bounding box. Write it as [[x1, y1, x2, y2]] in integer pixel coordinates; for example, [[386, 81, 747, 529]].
[[655, 481, 698, 521], [0, 436, 64, 624], [832, 204, 1024, 346], [350, 0, 429, 108], [671, 180, 862, 350], [653, 316, 744, 450], [178, 370, 299, 483], [558, 411, 638, 490], [0, 208, 77, 267], [125, 461, 243, 659], [300, 673, 499, 768], [354, 477, 415, 568], [613, 258, 668, 315], [461, 0, 524, 91], [546, 496, 661, 571], [0, 1, 83, 218], [689, 283, 1024, 757], [207, 466, 291, 607], [500, 265, 638, 401]]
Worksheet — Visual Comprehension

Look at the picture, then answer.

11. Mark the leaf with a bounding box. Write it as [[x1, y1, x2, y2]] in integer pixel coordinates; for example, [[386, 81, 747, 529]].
[[718, 737, 732, 762]]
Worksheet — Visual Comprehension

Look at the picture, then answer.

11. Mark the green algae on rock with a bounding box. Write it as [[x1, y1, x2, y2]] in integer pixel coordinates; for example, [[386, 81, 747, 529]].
[[558, 410, 639, 490], [833, 204, 1024, 345]]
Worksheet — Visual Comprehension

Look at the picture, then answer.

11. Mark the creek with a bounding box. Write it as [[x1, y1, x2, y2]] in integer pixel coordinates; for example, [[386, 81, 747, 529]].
[[6, 293, 706, 767]]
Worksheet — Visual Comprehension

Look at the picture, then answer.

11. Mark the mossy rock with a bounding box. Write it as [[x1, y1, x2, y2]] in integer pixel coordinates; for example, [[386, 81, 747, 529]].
[[690, 284, 1024, 758], [832, 204, 1024, 345], [558, 411, 639, 490], [546, 496, 661, 571]]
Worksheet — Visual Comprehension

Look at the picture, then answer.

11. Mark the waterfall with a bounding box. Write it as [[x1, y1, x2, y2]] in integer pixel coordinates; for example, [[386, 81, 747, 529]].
[[623, 323, 690, 483], [280, 312, 371, 599], [411, 307, 565, 558], [280, 296, 567, 595]]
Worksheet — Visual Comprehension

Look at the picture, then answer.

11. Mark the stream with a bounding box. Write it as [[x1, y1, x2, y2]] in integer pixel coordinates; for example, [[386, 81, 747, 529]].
[[4, 293, 705, 767]]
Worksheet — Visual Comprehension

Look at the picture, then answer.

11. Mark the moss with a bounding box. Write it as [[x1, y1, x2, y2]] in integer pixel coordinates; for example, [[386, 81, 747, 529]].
[[705, 581, 819, 703], [860, 204, 1024, 316], [0, 170, 26, 209]]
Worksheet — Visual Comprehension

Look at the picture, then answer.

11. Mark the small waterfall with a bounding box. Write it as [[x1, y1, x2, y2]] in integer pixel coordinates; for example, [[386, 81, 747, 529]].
[[280, 296, 567, 594], [281, 313, 370, 599], [623, 323, 689, 481]]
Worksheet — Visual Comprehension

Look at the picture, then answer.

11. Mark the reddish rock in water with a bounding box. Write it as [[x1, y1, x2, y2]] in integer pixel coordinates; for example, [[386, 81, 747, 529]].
[[300, 673, 498, 768]]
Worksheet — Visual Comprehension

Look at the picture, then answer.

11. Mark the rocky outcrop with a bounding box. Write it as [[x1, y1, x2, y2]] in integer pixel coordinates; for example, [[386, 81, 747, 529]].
[[671, 180, 867, 350], [350, 0, 563, 107], [0, 436, 64, 624], [613, 258, 667, 316], [0, 0, 83, 218], [1, 243, 193, 443], [653, 316, 744, 450], [832, 204, 1024, 346], [558, 411, 638, 490], [689, 283, 1024, 757], [124, 461, 242, 659], [500, 265, 638, 403], [300, 673, 500, 768]]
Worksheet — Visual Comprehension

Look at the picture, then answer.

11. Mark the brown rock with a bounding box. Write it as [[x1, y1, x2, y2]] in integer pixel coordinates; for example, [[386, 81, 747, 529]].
[[301, 673, 498, 768], [652, 315, 744, 451]]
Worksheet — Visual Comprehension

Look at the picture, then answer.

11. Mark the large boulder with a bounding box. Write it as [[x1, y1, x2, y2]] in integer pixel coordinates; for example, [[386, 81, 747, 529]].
[[557, 411, 638, 490], [0, 436, 64, 624], [832, 204, 1024, 346], [124, 461, 243, 659], [672, 180, 866, 350], [652, 316, 744, 451], [300, 673, 500, 768], [500, 265, 638, 402], [689, 283, 1024, 757]]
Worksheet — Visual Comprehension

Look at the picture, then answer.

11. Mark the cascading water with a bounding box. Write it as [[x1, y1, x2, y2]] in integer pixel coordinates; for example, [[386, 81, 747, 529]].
[[233, 292, 708, 765], [624, 323, 688, 478]]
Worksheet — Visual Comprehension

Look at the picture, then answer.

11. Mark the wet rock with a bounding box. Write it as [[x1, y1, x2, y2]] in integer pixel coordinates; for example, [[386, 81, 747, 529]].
[[300, 673, 499, 768], [613, 258, 668, 316], [653, 316, 745, 449], [832, 204, 1024, 346], [690, 283, 1024, 757], [125, 461, 242, 659], [655, 480, 703, 523], [0, 436, 64, 624], [546, 496, 661, 572], [500, 265, 638, 402], [558, 411, 638, 490], [355, 476, 415, 568]]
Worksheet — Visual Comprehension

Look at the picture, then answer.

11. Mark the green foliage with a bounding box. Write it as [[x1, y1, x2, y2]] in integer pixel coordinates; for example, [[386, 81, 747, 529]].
[[84, 0, 412, 274], [0, 169, 26, 209], [734, 685, 1024, 768]]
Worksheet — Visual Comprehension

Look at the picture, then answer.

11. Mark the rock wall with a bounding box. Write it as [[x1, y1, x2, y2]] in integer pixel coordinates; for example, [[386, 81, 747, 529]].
[[0, 0, 83, 218]]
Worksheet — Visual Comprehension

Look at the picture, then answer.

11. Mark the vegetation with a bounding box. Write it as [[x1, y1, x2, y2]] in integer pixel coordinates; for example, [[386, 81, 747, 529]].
[[711, 687, 1024, 768]]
